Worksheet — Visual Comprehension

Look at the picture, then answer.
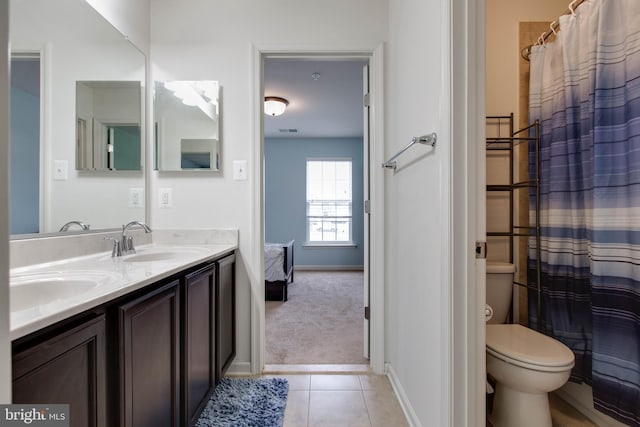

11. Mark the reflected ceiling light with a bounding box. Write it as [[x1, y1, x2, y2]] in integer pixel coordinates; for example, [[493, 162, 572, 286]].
[[163, 80, 218, 119], [264, 96, 289, 116]]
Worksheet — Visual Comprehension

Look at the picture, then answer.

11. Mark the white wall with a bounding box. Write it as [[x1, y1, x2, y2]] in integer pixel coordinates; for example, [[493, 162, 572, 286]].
[[0, 0, 11, 404], [386, 0, 450, 425], [149, 0, 388, 375], [486, 0, 566, 120], [87, 0, 150, 56]]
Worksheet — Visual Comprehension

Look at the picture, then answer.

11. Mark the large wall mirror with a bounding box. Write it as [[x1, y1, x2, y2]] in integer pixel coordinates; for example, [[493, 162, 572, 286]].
[[154, 81, 220, 171], [9, 0, 146, 236]]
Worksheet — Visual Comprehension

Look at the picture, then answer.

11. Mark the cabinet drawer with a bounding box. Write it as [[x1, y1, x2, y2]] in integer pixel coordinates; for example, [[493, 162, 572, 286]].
[[13, 315, 106, 427]]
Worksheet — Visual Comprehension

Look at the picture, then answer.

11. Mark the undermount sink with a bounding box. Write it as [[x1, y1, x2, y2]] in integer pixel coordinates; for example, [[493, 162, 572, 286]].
[[120, 246, 209, 263], [122, 252, 183, 263], [10, 271, 121, 312]]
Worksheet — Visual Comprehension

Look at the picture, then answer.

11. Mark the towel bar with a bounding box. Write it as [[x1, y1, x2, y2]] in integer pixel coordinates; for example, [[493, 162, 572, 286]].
[[382, 132, 437, 170]]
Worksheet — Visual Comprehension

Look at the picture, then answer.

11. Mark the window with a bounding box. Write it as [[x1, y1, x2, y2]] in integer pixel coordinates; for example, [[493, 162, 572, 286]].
[[306, 159, 352, 243]]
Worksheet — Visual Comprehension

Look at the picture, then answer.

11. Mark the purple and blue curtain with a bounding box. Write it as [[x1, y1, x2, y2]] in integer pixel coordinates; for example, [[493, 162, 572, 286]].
[[528, 0, 640, 425]]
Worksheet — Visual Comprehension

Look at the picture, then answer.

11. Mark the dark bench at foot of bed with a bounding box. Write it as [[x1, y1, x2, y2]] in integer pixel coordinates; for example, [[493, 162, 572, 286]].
[[265, 239, 294, 301]]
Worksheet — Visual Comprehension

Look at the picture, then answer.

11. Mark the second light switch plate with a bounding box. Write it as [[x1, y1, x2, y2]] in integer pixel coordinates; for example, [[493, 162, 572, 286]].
[[233, 160, 247, 181], [159, 188, 173, 208]]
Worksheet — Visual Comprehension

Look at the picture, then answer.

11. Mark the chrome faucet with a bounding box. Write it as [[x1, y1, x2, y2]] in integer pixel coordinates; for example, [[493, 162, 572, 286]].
[[120, 221, 152, 255], [59, 221, 90, 232]]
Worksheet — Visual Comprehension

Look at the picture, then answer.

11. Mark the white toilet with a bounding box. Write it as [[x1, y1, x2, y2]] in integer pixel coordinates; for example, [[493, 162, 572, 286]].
[[486, 262, 575, 427]]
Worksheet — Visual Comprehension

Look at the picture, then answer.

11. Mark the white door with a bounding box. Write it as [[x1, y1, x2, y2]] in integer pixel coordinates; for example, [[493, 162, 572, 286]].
[[362, 63, 370, 359]]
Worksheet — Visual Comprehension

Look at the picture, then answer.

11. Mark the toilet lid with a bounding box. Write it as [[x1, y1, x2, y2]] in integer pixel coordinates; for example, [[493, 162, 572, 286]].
[[486, 324, 575, 369]]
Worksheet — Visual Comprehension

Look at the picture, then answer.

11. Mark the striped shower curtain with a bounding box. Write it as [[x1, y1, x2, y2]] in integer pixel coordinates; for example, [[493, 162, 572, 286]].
[[528, 0, 640, 425]]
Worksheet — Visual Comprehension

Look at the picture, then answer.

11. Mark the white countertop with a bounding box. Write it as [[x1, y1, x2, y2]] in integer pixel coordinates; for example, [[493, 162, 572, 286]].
[[10, 242, 236, 341]]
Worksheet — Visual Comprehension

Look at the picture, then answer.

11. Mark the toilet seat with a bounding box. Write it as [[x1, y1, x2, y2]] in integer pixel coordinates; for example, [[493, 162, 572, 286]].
[[486, 324, 575, 373]]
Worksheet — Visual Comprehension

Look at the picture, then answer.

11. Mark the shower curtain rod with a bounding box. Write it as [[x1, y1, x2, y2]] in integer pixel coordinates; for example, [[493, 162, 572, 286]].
[[521, 0, 587, 61]]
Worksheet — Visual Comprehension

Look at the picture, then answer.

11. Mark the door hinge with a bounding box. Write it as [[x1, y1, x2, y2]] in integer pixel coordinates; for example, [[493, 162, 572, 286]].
[[364, 306, 370, 320], [475, 241, 487, 259], [363, 93, 370, 108], [364, 200, 371, 214]]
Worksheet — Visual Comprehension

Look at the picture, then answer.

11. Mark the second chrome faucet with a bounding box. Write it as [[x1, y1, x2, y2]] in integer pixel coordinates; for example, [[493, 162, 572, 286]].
[[106, 221, 152, 257]]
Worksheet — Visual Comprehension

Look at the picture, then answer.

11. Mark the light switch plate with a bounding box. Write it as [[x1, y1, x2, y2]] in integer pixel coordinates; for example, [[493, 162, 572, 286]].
[[53, 160, 68, 180], [233, 160, 247, 181], [129, 188, 144, 208], [159, 188, 173, 208]]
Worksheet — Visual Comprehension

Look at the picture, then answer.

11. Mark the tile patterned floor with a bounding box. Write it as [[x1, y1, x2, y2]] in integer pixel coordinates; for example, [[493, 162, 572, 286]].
[[486, 392, 600, 427], [549, 393, 599, 427], [246, 369, 598, 427], [261, 373, 410, 427]]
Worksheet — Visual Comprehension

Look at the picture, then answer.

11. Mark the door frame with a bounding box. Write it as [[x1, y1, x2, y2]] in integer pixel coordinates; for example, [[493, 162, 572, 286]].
[[0, 0, 11, 403], [451, 0, 486, 424], [250, 44, 385, 374], [9, 46, 49, 234]]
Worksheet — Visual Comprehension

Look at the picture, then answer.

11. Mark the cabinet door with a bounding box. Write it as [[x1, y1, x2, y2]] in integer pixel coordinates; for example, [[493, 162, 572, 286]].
[[183, 264, 216, 426], [119, 281, 180, 427], [217, 254, 236, 379], [13, 315, 106, 427]]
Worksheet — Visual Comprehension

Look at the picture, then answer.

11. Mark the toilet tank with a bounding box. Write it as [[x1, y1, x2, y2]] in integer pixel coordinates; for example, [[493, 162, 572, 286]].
[[486, 262, 515, 324]]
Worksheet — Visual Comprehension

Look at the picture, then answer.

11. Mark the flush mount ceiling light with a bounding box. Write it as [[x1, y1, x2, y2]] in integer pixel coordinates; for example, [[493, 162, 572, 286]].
[[264, 96, 289, 117]]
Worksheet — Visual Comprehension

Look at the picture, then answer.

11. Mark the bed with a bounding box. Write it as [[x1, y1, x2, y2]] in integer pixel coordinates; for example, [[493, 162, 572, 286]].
[[264, 240, 295, 301]]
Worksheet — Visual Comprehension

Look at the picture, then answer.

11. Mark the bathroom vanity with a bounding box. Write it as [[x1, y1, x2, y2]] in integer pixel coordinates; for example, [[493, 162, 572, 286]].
[[9, 232, 237, 427]]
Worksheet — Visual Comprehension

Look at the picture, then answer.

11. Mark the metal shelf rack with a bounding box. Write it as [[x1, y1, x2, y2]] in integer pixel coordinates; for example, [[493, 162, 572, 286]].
[[486, 113, 542, 323]]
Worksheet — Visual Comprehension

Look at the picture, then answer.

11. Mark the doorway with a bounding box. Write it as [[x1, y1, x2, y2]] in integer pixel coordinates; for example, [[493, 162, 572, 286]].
[[251, 46, 385, 374], [9, 53, 41, 235], [262, 57, 369, 367]]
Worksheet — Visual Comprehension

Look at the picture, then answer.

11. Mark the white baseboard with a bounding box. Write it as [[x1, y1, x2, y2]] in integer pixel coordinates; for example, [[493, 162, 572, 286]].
[[386, 363, 421, 427], [226, 361, 252, 376], [294, 265, 364, 271]]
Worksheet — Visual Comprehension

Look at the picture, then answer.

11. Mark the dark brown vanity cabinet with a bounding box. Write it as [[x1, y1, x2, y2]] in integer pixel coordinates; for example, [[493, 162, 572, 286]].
[[11, 251, 236, 427], [183, 264, 217, 426], [12, 315, 107, 427], [216, 253, 236, 379], [118, 280, 181, 427], [182, 254, 237, 426]]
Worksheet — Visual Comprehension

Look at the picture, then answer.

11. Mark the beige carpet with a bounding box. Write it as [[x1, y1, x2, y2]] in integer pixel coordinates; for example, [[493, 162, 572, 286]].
[[265, 271, 369, 365]]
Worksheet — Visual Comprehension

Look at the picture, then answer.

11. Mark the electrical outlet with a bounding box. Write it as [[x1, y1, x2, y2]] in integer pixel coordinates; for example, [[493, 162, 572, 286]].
[[233, 160, 247, 181], [159, 188, 172, 208], [53, 160, 68, 180], [129, 188, 144, 208]]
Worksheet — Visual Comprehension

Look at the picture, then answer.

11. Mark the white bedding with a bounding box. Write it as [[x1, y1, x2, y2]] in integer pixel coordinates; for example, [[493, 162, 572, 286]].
[[264, 243, 287, 281]]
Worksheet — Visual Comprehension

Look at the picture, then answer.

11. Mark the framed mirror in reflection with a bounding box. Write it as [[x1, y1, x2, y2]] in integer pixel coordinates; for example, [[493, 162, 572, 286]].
[[76, 81, 142, 171], [154, 81, 220, 171], [9, 0, 146, 237]]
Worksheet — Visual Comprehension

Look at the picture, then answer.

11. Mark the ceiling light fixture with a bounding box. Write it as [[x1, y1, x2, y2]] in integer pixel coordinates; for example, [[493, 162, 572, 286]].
[[264, 96, 289, 116]]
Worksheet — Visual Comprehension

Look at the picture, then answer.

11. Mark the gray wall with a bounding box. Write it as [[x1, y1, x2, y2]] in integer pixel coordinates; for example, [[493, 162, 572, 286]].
[[265, 137, 364, 268], [10, 59, 40, 234], [1, 0, 12, 402]]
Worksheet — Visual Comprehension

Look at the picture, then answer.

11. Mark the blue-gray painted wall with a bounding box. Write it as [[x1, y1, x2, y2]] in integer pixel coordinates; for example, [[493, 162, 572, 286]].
[[10, 59, 40, 235], [265, 137, 364, 267]]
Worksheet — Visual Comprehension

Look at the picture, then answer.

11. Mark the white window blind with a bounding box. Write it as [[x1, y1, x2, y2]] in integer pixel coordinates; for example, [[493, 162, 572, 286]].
[[306, 159, 352, 243]]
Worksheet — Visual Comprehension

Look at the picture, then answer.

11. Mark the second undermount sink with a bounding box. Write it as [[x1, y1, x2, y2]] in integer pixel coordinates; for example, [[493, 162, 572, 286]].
[[10, 271, 121, 312], [120, 246, 210, 263]]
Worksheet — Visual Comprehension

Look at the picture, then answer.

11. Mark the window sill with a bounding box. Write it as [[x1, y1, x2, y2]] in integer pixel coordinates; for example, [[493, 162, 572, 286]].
[[303, 242, 358, 248]]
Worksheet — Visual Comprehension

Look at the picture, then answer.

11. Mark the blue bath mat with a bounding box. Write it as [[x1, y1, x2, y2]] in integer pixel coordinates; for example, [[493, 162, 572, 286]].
[[196, 377, 289, 427]]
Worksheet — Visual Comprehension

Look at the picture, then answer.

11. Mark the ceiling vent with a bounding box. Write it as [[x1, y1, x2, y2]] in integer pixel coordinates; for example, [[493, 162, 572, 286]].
[[279, 128, 298, 133]]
